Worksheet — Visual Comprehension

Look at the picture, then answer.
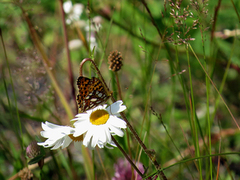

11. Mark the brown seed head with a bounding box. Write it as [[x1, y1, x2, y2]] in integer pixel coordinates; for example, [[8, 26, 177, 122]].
[[108, 50, 123, 72]]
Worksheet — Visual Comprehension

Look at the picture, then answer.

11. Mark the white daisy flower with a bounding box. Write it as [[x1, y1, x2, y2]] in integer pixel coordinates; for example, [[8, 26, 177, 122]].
[[72, 100, 127, 149], [38, 121, 82, 150]]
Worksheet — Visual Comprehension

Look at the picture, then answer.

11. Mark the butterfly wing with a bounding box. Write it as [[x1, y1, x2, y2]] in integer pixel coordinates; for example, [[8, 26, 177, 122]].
[[76, 76, 110, 113], [76, 76, 92, 113]]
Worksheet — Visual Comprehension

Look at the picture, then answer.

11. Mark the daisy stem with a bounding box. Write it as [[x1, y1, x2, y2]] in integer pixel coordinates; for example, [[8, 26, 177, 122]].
[[111, 136, 144, 178], [79, 58, 167, 179]]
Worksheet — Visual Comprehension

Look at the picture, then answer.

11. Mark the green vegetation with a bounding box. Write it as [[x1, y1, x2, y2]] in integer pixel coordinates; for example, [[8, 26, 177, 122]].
[[0, 0, 240, 179]]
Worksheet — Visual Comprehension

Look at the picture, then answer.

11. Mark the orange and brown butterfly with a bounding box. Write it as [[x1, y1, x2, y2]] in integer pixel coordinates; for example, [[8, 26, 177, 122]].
[[76, 76, 111, 113]]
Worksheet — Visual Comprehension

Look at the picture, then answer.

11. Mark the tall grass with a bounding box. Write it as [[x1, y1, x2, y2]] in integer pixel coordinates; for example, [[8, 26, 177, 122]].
[[0, 0, 240, 179]]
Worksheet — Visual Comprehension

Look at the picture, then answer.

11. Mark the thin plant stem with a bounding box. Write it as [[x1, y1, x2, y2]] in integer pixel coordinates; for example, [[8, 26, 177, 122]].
[[202, 23, 212, 179], [96, 148, 110, 180], [0, 29, 24, 153], [119, 111, 167, 180], [67, 149, 78, 179], [140, 0, 162, 39], [206, 59, 212, 180], [151, 108, 194, 172], [114, 71, 133, 175], [163, 128, 239, 168], [114, 72, 123, 100], [186, 44, 203, 180], [230, 0, 240, 22], [74, 22, 89, 52], [79, 58, 168, 180], [216, 125, 222, 180], [81, 145, 94, 180], [160, 152, 240, 173], [188, 44, 239, 129], [211, 0, 222, 41], [59, 0, 76, 113], [212, 36, 237, 125]]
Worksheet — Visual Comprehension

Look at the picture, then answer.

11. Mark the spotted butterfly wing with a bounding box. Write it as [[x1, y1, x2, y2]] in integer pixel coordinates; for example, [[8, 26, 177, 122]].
[[76, 76, 110, 113]]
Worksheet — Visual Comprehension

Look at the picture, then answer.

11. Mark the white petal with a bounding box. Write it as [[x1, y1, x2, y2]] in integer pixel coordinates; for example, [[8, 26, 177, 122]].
[[99, 128, 107, 143], [97, 143, 104, 148], [108, 116, 127, 129], [106, 129, 112, 142], [45, 121, 59, 127], [51, 139, 63, 150], [91, 135, 98, 148], [61, 127, 75, 134], [73, 122, 90, 137], [109, 126, 124, 137], [72, 113, 89, 121], [83, 127, 94, 147], [43, 122, 74, 133], [62, 136, 73, 149], [40, 131, 62, 139], [108, 141, 116, 147], [102, 104, 108, 109], [75, 112, 88, 117], [104, 142, 116, 149], [90, 126, 101, 148], [107, 100, 126, 115], [38, 122, 75, 150], [42, 121, 58, 130], [89, 104, 107, 113], [98, 126, 111, 143], [73, 120, 89, 127], [40, 139, 55, 147], [37, 142, 48, 147]]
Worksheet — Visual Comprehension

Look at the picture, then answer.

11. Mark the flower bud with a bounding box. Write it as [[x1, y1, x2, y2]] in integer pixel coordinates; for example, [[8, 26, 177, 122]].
[[26, 141, 40, 159]]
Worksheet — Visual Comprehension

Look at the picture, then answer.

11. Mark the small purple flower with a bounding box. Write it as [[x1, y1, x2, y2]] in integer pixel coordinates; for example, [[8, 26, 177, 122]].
[[112, 158, 144, 180]]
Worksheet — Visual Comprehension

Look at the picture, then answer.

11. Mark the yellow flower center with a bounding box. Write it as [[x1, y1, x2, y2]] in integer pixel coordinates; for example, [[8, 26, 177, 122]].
[[68, 134, 83, 142], [90, 109, 109, 125]]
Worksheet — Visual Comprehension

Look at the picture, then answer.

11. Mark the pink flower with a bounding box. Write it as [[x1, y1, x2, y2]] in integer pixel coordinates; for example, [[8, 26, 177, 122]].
[[112, 158, 144, 180]]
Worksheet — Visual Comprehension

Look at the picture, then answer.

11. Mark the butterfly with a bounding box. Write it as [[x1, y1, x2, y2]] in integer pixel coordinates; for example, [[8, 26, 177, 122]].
[[76, 76, 111, 113]]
